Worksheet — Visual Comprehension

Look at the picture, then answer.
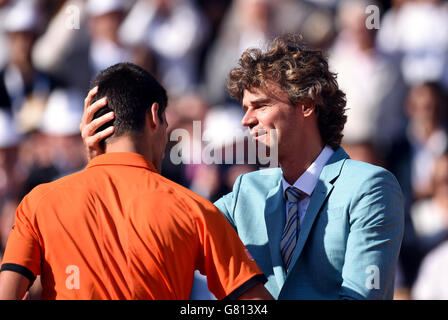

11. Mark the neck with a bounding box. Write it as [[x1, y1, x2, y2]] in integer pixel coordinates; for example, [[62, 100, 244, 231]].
[[105, 135, 157, 168], [105, 136, 138, 153], [280, 137, 324, 185]]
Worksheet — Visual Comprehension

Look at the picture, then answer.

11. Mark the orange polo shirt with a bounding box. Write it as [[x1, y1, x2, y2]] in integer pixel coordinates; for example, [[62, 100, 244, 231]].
[[0, 152, 265, 299]]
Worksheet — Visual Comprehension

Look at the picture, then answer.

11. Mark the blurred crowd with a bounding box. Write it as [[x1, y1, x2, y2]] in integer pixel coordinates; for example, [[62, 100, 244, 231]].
[[0, 0, 448, 300]]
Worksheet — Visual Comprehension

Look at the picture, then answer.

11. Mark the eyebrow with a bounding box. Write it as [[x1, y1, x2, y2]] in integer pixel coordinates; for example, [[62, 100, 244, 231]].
[[242, 98, 271, 110]]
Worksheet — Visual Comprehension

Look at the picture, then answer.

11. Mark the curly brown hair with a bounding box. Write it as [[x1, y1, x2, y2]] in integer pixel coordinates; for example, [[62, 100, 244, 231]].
[[227, 33, 347, 149]]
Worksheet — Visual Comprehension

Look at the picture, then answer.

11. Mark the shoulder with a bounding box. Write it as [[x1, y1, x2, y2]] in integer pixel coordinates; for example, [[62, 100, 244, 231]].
[[213, 167, 282, 224], [16, 169, 88, 220], [147, 176, 234, 235], [145, 174, 219, 214], [337, 160, 404, 221], [340, 159, 401, 187], [335, 158, 404, 212], [24, 169, 87, 202], [224, 167, 283, 204], [234, 167, 282, 191]]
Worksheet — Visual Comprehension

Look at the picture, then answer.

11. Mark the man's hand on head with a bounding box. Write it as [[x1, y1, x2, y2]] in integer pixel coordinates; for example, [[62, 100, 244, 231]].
[[80, 86, 115, 161]]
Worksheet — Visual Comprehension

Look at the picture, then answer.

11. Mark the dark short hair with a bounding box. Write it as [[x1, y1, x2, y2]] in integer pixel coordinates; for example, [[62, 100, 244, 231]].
[[227, 33, 347, 149], [90, 62, 167, 145]]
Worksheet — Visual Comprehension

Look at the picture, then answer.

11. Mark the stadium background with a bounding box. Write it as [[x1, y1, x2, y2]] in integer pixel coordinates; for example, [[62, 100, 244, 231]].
[[0, 0, 447, 299]]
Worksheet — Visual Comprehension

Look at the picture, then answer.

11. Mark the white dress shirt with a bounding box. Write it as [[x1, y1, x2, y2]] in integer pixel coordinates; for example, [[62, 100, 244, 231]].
[[282, 146, 334, 224]]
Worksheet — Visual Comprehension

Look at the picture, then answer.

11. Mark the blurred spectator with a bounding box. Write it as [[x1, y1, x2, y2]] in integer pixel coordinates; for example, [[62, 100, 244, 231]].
[[375, 0, 407, 57], [20, 88, 86, 197], [410, 153, 448, 254], [194, 0, 231, 81], [203, 0, 340, 104], [0, 196, 16, 259], [0, 0, 12, 69], [203, 0, 274, 104], [377, 0, 448, 90], [189, 105, 249, 201], [307, 0, 343, 8], [272, 0, 336, 50], [412, 240, 448, 299], [0, 108, 21, 260], [396, 151, 448, 299], [34, 0, 134, 93], [119, 0, 209, 97], [387, 81, 448, 292], [87, 0, 131, 76], [388, 82, 448, 202], [189, 164, 220, 201], [0, 0, 59, 120], [330, 0, 407, 153], [0, 109, 22, 204], [32, 0, 92, 93], [202, 106, 246, 156], [342, 140, 385, 167], [39, 88, 86, 175], [161, 93, 208, 187], [16, 132, 59, 199], [166, 93, 208, 132]]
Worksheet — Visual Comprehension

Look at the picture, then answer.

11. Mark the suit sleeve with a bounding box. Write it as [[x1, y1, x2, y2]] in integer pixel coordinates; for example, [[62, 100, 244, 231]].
[[1, 195, 42, 282], [339, 169, 405, 300]]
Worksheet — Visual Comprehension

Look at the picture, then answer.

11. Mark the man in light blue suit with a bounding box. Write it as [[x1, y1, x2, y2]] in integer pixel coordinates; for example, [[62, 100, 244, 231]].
[[216, 33, 404, 299]]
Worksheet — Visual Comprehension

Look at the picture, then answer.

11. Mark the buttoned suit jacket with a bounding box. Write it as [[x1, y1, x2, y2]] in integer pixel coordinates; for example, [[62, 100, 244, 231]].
[[214, 147, 404, 299]]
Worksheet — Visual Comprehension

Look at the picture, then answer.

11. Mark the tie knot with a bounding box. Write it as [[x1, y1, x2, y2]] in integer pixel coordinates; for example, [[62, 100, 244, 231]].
[[285, 187, 306, 203]]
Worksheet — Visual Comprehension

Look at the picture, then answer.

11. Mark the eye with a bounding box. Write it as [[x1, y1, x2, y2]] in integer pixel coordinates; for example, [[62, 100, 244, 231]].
[[256, 105, 269, 111]]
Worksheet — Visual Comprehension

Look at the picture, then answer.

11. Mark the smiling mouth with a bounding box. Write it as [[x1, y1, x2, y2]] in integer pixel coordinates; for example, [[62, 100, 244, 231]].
[[250, 129, 267, 139]]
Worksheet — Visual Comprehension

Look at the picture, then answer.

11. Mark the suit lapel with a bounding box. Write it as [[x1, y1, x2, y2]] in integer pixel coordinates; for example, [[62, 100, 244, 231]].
[[264, 178, 287, 289], [286, 147, 349, 274]]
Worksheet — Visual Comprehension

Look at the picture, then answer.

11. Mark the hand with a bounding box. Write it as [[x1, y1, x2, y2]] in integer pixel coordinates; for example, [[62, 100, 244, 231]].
[[80, 86, 115, 161]]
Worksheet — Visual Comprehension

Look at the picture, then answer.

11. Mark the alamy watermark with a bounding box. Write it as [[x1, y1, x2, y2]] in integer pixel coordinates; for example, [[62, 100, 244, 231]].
[[65, 264, 80, 290], [365, 5, 380, 30], [65, 4, 81, 30], [365, 265, 380, 290], [169, 121, 279, 172], [64, 3, 381, 31]]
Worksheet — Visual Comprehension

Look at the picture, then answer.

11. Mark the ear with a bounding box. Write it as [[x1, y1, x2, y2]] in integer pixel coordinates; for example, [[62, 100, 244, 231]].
[[146, 102, 160, 130], [300, 99, 316, 118]]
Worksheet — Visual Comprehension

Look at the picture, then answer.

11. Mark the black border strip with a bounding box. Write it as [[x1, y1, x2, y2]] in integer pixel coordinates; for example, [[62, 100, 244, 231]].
[[0, 263, 36, 283], [224, 274, 268, 300]]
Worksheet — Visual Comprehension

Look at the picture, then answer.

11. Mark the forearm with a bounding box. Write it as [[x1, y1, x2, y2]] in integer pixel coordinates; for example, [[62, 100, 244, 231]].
[[0, 271, 30, 300], [237, 283, 274, 300]]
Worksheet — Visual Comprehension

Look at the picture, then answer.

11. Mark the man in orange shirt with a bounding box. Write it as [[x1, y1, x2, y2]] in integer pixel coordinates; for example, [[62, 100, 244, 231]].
[[0, 62, 272, 300]]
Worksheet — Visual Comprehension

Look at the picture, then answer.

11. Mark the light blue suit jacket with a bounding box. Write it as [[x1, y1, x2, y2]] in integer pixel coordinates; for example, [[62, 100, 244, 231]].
[[214, 147, 404, 299]]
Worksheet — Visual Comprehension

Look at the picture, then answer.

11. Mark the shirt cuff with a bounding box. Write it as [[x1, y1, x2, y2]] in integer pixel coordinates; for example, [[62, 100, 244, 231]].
[[224, 274, 268, 300], [0, 263, 36, 283]]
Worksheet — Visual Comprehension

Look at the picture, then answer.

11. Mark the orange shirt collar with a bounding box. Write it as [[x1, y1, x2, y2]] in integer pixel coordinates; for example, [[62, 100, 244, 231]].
[[86, 152, 158, 173]]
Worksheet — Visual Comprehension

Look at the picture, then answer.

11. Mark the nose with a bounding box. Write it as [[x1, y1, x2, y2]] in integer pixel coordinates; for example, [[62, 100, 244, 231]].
[[241, 108, 257, 129]]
